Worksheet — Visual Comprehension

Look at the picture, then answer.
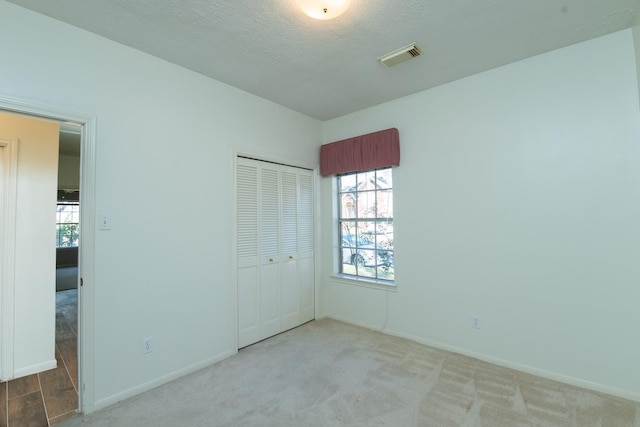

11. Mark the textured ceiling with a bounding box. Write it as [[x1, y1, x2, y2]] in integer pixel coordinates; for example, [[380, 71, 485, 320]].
[[6, 0, 640, 120]]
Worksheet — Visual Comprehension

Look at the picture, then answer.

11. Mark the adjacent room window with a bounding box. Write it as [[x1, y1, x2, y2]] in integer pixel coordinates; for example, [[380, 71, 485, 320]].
[[56, 202, 79, 247], [338, 167, 394, 282]]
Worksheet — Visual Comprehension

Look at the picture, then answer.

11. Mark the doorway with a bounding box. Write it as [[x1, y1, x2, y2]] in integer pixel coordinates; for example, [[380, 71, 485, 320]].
[[0, 96, 97, 417], [0, 112, 78, 424]]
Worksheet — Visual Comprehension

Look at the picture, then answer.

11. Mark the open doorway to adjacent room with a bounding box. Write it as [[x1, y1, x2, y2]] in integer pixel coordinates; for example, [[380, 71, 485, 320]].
[[0, 111, 84, 425]]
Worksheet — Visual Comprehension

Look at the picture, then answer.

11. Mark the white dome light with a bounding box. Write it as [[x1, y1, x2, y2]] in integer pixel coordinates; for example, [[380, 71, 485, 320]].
[[297, 0, 351, 20]]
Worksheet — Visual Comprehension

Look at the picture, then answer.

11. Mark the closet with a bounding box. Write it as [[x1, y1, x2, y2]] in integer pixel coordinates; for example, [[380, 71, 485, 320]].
[[236, 157, 314, 348]]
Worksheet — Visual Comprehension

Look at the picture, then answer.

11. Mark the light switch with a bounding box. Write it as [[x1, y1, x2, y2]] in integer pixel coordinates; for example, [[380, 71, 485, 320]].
[[99, 215, 111, 230]]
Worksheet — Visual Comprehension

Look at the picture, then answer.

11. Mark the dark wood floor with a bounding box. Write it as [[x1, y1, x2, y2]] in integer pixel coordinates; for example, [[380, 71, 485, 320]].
[[0, 289, 78, 426]]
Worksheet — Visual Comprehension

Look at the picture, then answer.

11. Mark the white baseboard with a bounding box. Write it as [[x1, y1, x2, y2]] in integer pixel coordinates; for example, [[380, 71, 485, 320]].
[[92, 349, 236, 413], [13, 358, 57, 379], [325, 314, 640, 403]]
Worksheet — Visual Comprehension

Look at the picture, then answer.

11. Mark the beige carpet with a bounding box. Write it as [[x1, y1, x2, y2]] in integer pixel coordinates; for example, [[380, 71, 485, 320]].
[[60, 319, 640, 426]]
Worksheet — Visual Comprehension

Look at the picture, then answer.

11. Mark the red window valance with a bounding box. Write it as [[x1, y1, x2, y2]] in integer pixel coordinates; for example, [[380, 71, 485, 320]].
[[320, 128, 400, 177]]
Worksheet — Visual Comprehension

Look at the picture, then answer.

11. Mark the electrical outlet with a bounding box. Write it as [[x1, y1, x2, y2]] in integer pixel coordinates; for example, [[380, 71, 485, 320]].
[[142, 337, 153, 354], [471, 315, 481, 329]]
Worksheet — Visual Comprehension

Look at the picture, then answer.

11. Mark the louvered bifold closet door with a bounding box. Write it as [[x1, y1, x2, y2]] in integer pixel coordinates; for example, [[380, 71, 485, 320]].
[[236, 157, 315, 348], [298, 171, 315, 323], [259, 166, 281, 340], [236, 160, 260, 347], [280, 168, 300, 330]]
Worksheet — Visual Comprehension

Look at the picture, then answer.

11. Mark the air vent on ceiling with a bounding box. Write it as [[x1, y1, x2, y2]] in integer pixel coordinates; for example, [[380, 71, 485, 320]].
[[378, 43, 422, 68]]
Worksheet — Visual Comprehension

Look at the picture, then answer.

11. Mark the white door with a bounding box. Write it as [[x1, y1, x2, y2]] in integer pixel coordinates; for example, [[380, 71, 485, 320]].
[[237, 162, 260, 347], [279, 168, 299, 331], [259, 166, 281, 339], [0, 112, 59, 380], [298, 172, 315, 323], [236, 157, 315, 348]]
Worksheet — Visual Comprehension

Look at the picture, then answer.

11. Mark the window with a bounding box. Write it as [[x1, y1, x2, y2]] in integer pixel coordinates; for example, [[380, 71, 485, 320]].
[[56, 202, 79, 247], [338, 167, 394, 282]]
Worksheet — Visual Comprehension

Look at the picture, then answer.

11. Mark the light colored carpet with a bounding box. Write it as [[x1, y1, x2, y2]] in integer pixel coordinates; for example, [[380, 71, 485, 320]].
[[60, 319, 640, 426]]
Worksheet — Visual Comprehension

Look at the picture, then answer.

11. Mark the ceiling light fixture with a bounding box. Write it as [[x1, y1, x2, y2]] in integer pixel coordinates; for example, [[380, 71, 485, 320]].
[[297, 0, 351, 20]]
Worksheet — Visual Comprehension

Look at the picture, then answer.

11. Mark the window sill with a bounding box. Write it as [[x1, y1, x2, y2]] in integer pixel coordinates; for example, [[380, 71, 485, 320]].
[[330, 274, 396, 291]]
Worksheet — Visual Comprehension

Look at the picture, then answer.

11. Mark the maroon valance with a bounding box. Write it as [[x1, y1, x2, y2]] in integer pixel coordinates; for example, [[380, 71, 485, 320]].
[[320, 128, 400, 177]]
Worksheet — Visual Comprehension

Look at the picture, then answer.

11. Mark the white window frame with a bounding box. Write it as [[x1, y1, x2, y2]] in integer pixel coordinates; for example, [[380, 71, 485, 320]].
[[336, 167, 394, 286]]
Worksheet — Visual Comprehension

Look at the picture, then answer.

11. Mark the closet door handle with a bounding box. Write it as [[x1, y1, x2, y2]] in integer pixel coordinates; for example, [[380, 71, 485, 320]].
[[288, 255, 293, 259], [269, 258, 274, 262]]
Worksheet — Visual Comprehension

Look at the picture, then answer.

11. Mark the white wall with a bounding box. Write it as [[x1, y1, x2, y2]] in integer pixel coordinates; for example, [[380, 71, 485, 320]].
[[0, 0, 321, 410], [0, 112, 59, 377], [632, 8, 640, 105], [321, 30, 640, 400]]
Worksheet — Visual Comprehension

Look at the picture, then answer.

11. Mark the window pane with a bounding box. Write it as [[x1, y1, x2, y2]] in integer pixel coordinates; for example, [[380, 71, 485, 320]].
[[357, 191, 376, 218], [340, 193, 356, 219], [340, 220, 360, 273], [376, 221, 393, 250], [341, 261, 357, 275], [339, 174, 356, 192], [378, 248, 394, 264], [357, 263, 376, 279], [358, 221, 376, 242], [376, 256, 394, 280], [377, 168, 392, 188], [356, 249, 375, 267], [376, 189, 393, 218], [340, 221, 358, 244], [357, 171, 376, 192]]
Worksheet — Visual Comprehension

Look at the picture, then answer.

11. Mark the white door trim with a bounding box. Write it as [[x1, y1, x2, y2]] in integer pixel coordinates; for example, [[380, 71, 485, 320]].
[[0, 95, 97, 414], [0, 137, 19, 381]]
